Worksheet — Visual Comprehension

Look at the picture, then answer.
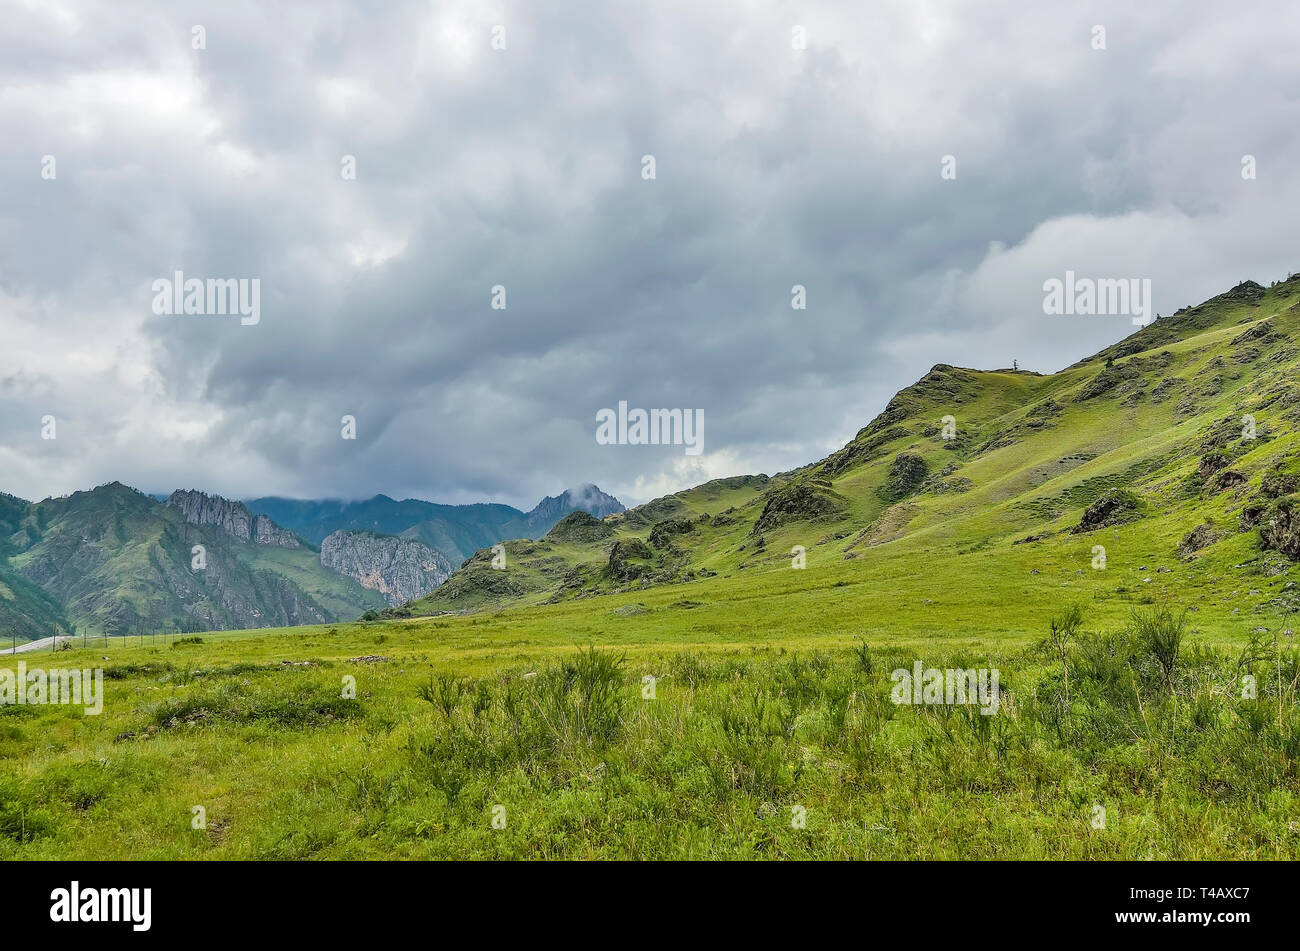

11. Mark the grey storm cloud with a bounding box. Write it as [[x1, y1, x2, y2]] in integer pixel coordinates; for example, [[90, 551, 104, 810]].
[[2, 0, 1299, 507]]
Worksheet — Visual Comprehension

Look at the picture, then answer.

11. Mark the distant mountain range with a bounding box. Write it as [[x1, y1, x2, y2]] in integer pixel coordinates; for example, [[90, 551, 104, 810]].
[[0, 482, 624, 642], [245, 484, 625, 564]]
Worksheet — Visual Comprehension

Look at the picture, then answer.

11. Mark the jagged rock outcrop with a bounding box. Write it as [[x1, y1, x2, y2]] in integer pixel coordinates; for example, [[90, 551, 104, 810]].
[[252, 515, 300, 547], [3, 482, 379, 637], [546, 510, 615, 544], [1260, 498, 1300, 559], [752, 481, 845, 535], [167, 489, 301, 548], [1071, 490, 1142, 533], [879, 453, 929, 501], [318, 530, 452, 605], [320, 530, 453, 605], [648, 517, 694, 549], [607, 538, 654, 582]]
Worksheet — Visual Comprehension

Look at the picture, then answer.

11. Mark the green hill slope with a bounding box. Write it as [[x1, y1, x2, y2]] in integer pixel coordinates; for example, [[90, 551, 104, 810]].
[[410, 275, 1300, 620], [0, 492, 71, 643]]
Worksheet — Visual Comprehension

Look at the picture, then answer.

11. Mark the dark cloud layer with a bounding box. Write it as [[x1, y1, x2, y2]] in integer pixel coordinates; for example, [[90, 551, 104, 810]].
[[3, 1, 1299, 507]]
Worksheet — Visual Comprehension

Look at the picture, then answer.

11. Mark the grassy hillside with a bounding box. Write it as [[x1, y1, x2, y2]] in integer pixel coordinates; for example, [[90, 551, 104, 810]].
[[411, 276, 1300, 626], [0, 492, 70, 643]]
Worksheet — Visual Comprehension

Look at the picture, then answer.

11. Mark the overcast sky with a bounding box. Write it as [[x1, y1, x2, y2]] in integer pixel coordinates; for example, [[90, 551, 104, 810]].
[[2, 1, 1299, 509]]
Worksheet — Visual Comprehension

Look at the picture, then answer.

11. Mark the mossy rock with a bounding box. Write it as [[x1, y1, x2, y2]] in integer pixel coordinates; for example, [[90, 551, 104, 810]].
[[433, 565, 525, 602], [1071, 489, 1143, 533], [1178, 523, 1217, 559], [648, 517, 694, 549], [1260, 471, 1299, 499], [1259, 496, 1300, 559], [751, 482, 846, 535], [607, 538, 654, 582]]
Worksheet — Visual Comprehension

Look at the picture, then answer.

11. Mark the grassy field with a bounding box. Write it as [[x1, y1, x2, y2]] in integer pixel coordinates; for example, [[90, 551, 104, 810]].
[[2, 540, 1297, 859]]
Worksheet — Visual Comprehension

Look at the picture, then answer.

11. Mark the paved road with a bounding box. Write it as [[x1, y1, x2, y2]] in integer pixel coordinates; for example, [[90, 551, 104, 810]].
[[1, 635, 76, 654]]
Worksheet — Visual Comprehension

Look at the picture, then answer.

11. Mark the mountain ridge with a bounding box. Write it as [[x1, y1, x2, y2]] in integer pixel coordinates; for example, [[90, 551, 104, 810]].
[[0, 483, 385, 639], [0, 481, 628, 640], [246, 484, 625, 564]]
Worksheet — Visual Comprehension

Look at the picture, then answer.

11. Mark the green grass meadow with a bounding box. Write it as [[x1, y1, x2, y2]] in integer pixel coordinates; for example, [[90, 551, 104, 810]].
[[3, 538, 1298, 860]]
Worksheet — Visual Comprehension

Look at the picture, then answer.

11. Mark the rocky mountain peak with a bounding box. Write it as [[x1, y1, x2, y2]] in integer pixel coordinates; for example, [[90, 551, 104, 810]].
[[525, 484, 624, 531]]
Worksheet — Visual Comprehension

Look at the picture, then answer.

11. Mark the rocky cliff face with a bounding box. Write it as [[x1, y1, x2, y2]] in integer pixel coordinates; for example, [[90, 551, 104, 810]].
[[167, 489, 301, 548], [252, 513, 301, 547], [320, 530, 454, 605]]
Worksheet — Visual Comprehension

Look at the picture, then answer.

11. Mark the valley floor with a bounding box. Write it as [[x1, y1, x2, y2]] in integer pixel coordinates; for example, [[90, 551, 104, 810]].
[[2, 542, 1298, 860]]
